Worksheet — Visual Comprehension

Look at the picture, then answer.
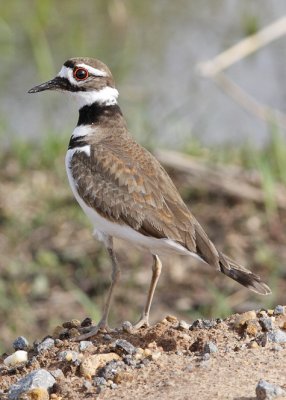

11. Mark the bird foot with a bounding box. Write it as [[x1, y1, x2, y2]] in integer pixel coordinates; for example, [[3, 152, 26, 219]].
[[73, 320, 110, 341], [132, 316, 150, 331]]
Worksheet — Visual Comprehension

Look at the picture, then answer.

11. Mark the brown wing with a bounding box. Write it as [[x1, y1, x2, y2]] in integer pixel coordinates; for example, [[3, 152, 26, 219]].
[[70, 136, 197, 252], [69, 135, 272, 294]]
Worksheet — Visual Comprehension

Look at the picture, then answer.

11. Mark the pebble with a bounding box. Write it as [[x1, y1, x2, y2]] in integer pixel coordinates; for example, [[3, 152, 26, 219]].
[[189, 319, 217, 330], [272, 344, 283, 352], [4, 350, 28, 367], [122, 321, 133, 333], [234, 311, 257, 328], [259, 317, 275, 332], [274, 305, 285, 315], [52, 326, 68, 339], [98, 360, 125, 380], [256, 379, 286, 399], [12, 336, 29, 351], [80, 353, 120, 378], [245, 320, 261, 336], [123, 355, 137, 367], [37, 338, 55, 353], [103, 334, 112, 341], [165, 315, 178, 324], [58, 350, 79, 362], [93, 376, 107, 386], [79, 341, 93, 352], [62, 319, 81, 329], [151, 351, 162, 361], [204, 341, 218, 354], [81, 317, 93, 327], [8, 369, 56, 400], [83, 380, 93, 391], [267, 329, 286, 344], [178, 320, 190, 330], [50, 369, 64, 379], [114, 339, 136, 355]]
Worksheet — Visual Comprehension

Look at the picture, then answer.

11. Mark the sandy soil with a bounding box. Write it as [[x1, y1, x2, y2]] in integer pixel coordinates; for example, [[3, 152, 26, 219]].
[[1, 309, 286, 399]]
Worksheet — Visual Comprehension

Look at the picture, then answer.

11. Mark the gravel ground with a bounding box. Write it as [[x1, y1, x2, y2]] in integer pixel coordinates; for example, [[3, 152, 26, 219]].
[[1, 308, 286, 399]]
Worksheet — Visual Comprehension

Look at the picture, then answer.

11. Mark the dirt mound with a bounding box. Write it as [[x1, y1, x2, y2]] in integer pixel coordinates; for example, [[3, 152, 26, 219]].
[[1, 308, 286, 399]]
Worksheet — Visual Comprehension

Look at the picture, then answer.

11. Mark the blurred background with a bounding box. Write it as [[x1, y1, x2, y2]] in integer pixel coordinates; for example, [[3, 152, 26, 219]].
[[0, 0, 286, 351]]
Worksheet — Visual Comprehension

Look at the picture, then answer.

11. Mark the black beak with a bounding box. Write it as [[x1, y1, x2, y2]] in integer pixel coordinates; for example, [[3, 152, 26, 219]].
[[28, 76, 68, 93]]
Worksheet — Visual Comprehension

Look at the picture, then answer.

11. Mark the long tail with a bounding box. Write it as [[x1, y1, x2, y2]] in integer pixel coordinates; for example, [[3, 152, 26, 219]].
[[194, 222, 271, 295], [218, 252, 271, 295]]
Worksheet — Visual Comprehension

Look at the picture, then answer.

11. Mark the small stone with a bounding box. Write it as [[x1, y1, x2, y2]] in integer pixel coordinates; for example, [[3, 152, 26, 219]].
[[143, 349, 152, 357], [259, 317, 275, 332], [58, 350, 79, 362], [26, 388, 50, 400], [114, 339, 136, 355], [141, 358, 150, 366], [122, 321, 133, 333], [274, 305, 285, 315], [245, 320, 261, 336], [93, 377, 107, 386], [201, 353, 210, 361], [98, 360, 125, 380], [178, 320, 190, 330], [37, 338, 55, 353], [256, 379, 286, 399], [113, 371, 133, 384], [81, 317, 92, 327], [189, 319, 203, 330], [204, 341, 218, 354], [68, 328, 80, 338], [13, 337, 29, 351], [123, 355, 137, 367], [234, 311, 257, 328], [256, 333, 268, 347], [52, 326, 68, 339], [8, 369, 56, 400], [150, 351, 162, 361], [83, 380, 93, 391], [110, 383, 117, 390], [248, 341, 259, 349], [62, 319, 81, 329], [4, 351, 28, 367], [103, 334, 112, 341], [80, 353, 120, 378], [165, 315, 178, 324], [79, 341, 92, 352], [268, 329, 286, 343], [272, 344, 283, 352], [50, 369, 64, 380]]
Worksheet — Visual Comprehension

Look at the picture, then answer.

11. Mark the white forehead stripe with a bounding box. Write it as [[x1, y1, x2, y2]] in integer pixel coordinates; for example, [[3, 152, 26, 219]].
[[58, 66, 77, 85], [77, 63, 107, 77]]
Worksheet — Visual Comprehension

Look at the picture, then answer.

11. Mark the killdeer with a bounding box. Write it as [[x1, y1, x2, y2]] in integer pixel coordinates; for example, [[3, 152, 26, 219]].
[[29, 57, 271, 340]]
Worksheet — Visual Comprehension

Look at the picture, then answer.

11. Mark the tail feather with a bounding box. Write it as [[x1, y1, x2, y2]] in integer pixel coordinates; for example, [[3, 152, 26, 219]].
[[219, 253, 271, 295], [193, 222, 271, 295]]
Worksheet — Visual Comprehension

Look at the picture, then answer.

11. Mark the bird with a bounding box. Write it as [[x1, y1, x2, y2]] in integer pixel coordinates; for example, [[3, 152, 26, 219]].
[[28, 57, 271, 340]]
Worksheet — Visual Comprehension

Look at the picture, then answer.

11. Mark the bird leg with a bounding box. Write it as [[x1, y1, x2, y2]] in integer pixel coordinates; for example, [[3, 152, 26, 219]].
[[74, 239, 121, 341], [133, 255, 162, 330]]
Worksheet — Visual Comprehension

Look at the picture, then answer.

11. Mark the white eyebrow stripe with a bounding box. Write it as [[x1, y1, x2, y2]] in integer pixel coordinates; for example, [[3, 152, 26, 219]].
[[76, 63, 107, 77]]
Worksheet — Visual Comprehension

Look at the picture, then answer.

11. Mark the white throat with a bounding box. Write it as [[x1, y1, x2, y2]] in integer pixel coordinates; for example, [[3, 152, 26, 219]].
[[72, 86, 119, 109]]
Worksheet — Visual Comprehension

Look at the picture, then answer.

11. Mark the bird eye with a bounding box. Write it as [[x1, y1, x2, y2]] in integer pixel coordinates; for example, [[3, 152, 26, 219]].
[[73, 67, 89, 81]]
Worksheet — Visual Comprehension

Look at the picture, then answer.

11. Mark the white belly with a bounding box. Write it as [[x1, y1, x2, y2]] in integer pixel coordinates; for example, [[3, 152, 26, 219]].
[[65, 147, 201, 259]]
